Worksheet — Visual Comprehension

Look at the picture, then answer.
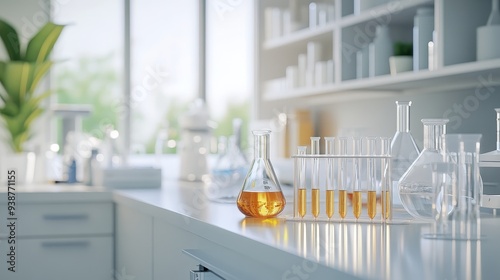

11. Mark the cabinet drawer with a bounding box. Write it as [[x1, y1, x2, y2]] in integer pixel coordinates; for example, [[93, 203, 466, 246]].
[[0, 236, 113, 280], [0, 202, 112, 237]]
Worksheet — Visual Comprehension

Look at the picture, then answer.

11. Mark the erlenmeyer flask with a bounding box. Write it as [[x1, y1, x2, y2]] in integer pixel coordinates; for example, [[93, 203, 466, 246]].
[[391, 101, 420, 182], [237, 130, 286, 217], [208, 135, 248, 203], [398, 118, 449, 220]]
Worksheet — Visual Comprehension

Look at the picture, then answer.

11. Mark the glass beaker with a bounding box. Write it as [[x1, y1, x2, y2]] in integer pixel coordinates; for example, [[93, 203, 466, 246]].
[[398, 118, 449, 220], [391, 101, 420, 182], [237, 130, 286, 218], [445, 134, 483, 240]]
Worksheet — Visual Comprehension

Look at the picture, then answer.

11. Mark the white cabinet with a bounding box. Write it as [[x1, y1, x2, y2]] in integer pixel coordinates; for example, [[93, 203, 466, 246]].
[[115, 204, 153, 280], [153, 218, 200, 280], [0, 202, 113, 280], [256, 0, 499, 118]]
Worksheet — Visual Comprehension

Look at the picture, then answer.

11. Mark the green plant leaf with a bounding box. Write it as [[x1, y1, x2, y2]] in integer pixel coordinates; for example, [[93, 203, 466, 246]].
[[0, 62, 31, 105], [0, 19, 21, 60], [24, 22, 64, 63]]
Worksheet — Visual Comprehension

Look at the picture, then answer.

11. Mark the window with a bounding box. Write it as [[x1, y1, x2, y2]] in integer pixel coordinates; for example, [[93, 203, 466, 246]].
[[51, 0, 252, 159]]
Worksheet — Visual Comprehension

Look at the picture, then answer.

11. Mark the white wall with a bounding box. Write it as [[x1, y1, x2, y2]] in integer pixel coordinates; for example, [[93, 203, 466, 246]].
[[316, 86, 500, 187]]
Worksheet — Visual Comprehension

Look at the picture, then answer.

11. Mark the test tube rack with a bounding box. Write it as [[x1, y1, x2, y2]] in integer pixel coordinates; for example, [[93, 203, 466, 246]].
[[289, 137, 394, 223]]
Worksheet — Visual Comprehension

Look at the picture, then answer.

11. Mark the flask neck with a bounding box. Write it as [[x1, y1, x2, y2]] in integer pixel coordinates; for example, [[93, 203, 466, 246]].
[[396, 104, 410, 132], [254, 132, 270, 159], [423, 123, 446, 151]]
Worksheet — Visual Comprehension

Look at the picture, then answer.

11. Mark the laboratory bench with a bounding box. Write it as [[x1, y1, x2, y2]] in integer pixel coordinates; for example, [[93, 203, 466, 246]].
[[1, 181, 500, 279]]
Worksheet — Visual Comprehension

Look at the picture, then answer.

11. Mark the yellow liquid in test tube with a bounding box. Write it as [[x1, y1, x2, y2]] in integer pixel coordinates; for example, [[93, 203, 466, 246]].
[[298, 188, 306, 217], [326, 190, 334, 218], [339, 189, 347, 218], [383, 191, 391, 219], [312, 189, 320, 218], [367, 190, 377, 219], [352, 191, 362, 219]]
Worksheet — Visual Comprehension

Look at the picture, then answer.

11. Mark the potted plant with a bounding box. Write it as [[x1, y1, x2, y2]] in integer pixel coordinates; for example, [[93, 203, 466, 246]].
[[0, 19, 64, 182], [389, 41, 413, 75]]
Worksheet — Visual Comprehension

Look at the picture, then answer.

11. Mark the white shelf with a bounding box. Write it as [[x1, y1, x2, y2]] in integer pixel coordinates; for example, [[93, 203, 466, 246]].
[[264, 58, 500, 101], [340, 0, 433, 28], [263, 22, 335, 50]]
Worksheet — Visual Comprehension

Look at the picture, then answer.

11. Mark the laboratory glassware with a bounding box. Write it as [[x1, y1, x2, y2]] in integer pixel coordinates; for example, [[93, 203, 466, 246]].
[[208, 135, 248, 203], [325, 137, 335, 219], [398, 118, 449, 220], [391, 101, 420, 183], [364, 137, 378, 219], [311, 137, 321, 218], [237, 130, 285, 218], [351, 137, 362, 219], [380, 137, 392, 219], [296, 146, 308, 218], [338, 137, 349, 219], [446, 134, 483, 240]]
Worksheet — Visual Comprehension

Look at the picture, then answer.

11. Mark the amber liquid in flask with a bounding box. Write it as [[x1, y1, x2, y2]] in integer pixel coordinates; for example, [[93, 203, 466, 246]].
[[237, 130, 285, 218], [237, 191, 285, 217]]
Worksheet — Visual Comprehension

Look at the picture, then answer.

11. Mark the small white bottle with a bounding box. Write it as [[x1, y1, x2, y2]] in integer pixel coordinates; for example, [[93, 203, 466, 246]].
[[413, 7, 434, 70], [369, 25, 392, 77]]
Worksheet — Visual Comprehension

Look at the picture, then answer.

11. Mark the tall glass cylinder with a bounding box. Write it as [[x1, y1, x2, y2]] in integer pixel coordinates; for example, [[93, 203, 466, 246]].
[[237, 130, 285, 218], [296, 146, 307, 218], [352, 137, 362, 219], [398, 119, 449, 220], [365, 137, 377, 220]]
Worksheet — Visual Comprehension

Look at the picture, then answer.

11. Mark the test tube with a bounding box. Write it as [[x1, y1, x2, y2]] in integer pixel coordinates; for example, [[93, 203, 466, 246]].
[[337, 137, 348, 219], [310, 137, 321, 218], [297, 146, 307, 218], [365, 137, 377, 220], [352, 137, 362, 219], [325, 137, 335, 219], [380, 137, 392, 220]]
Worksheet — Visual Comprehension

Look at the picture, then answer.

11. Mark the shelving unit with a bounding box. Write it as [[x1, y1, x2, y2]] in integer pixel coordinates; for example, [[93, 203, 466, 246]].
[[255, 0, 498, 118]]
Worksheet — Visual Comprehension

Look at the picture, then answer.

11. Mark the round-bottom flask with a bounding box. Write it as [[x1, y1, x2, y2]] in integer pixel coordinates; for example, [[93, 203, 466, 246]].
[[398, 119, 449, 220], [237, 130, 285, 217]]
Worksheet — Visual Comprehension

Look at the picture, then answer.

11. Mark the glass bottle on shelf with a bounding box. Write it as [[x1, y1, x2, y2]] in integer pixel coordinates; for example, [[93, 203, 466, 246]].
[[237, 130, 286, 218], [391, 101, 420, 183], [398, 119, 449, 220]]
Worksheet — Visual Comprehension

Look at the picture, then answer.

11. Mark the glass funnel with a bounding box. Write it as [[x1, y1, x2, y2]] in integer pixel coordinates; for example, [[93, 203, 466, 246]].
[[391, 101, 420, 182], [398, 118, 449, 220], [237, 130, 286, 218]]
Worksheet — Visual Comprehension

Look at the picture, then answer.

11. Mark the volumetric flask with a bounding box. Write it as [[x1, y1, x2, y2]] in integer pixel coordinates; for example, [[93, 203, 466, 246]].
[[237, 130, 285, 218], [398, 119, 449, 220]]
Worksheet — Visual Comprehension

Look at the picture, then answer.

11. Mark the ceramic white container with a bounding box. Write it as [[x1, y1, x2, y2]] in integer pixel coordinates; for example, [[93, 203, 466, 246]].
[[477, 25, 500, 61], [1, 152, 36, 184], [390, 56, 413, 75]]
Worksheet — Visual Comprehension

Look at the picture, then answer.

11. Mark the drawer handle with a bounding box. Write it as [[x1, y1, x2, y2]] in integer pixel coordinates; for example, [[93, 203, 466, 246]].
[[43, 214, 89, 221], [41, 240, 90, 248]]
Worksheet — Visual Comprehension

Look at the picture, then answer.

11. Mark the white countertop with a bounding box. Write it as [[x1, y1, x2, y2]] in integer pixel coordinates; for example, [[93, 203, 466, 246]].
[[1, 180, 499, 279], [113, 180, 500, 280]]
